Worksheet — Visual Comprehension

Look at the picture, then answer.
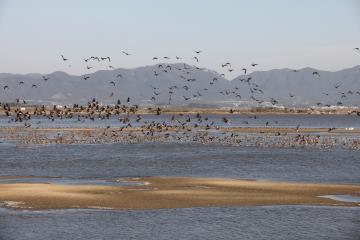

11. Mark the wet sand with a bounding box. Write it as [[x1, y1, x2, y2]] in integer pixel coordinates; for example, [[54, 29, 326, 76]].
[[0, 177, 359, 210]]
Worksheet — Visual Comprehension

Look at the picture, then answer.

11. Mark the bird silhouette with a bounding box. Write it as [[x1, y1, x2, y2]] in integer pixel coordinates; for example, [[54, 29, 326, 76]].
[[192, 56, 199, 62], [312, 71, 320, 77], [60, 55, 68, 61]]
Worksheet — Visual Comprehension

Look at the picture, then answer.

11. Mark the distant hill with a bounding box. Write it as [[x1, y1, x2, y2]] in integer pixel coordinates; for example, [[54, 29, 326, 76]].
[[0, 64, 359, 107]]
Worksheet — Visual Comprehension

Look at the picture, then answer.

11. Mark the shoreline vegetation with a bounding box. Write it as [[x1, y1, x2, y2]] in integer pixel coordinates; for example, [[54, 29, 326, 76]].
[[0, 177, 359, 210]]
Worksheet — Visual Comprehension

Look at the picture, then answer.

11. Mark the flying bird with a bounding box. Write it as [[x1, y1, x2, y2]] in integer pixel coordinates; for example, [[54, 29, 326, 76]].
[[101, 57, 111, 62], [192, 56, 199, 62], [222, 63, 231, 68], [312, 71, 320, 77], [60, 55, 68, 61], [122, 51, 131, 56]]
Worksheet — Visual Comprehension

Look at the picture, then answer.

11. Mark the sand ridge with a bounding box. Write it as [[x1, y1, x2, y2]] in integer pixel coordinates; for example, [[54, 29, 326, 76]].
[[0, 177, 359, 210]]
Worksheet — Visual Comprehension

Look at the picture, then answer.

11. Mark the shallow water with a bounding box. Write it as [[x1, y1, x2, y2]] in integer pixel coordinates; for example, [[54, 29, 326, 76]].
[[0, 206, 359, 240], [0, 177, 141, 186], [0, 143, 359, 183], [320, 195, 360, 203], [0, 141, 359, 239]]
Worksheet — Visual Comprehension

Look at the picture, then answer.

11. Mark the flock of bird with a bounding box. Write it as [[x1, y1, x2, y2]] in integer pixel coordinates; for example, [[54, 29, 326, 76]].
[[0, 47, 359, 148], [2, 48, 360, 108]]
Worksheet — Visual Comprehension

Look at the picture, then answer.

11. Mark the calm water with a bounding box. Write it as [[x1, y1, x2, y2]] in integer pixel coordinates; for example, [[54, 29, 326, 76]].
[[0, 142, 359, 239]]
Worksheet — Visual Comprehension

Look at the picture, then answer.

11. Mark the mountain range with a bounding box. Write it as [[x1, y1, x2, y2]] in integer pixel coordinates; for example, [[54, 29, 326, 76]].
[[0, 63, 359, 108]]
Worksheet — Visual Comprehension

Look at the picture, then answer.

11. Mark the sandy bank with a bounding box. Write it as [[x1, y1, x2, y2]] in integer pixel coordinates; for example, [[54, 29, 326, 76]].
[[0, 177, 359, 210]]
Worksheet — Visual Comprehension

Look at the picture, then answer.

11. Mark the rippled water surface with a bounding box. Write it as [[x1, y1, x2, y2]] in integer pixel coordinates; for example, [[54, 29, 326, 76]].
[[0, 141, 359, 239], [0, 206, 359, 240], [0, 143, 359, 183]]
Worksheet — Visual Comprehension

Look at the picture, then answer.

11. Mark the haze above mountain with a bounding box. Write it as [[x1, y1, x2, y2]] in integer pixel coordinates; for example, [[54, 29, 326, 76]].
[[0, 64, 359, 108]]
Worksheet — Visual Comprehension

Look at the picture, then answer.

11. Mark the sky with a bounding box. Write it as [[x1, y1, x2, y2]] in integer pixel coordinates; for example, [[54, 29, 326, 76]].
[[0, 0, 359, 78]]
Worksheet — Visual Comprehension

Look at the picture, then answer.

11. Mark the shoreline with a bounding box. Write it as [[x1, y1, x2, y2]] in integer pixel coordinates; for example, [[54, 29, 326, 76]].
[[0, 177, 359, 211], [1, 106, 360, 117], [1, 126, 359, 149]]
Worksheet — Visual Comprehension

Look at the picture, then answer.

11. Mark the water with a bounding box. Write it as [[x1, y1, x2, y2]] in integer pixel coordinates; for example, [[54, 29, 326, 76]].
[[320, 195, 360, 203], [0, 206, 359, 240], [1, 113, 360, 129], [0, 143, 359, 183], [0, 177, 141, 186], [0, 139, 359, 239]]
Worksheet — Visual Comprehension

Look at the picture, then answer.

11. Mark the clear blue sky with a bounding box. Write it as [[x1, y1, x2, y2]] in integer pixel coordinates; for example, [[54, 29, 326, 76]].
[[0, 0, 359, 77]]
